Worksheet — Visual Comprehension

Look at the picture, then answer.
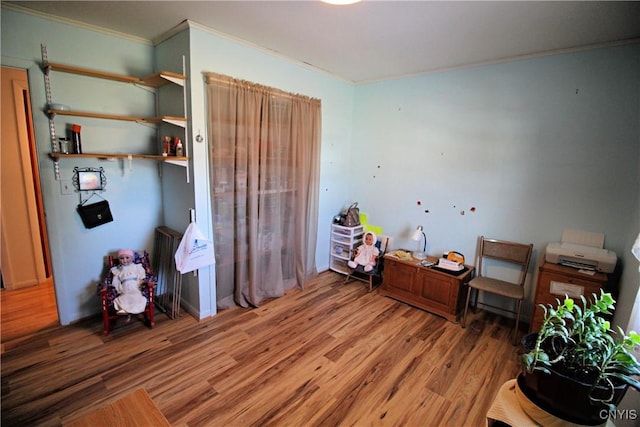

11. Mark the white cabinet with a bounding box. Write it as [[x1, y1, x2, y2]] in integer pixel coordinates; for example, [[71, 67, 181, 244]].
[[329, 224, 364, 275]]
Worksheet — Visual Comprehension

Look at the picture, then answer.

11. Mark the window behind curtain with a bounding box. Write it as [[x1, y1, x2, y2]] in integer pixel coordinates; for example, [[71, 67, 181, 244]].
[[206, 73, 321, 309]]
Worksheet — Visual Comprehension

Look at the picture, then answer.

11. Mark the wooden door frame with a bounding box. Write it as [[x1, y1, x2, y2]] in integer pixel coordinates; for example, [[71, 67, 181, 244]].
[[1, 66, 53, 285], [23, 69, 53, 278]]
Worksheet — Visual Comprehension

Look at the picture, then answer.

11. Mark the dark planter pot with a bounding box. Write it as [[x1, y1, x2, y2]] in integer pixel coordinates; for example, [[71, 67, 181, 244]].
[[519, 333, 629, 426], [518, 371, 627, 425]]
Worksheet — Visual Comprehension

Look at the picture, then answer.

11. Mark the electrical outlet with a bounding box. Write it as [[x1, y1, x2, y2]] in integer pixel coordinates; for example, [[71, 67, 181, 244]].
[[60, 179, 73, 195]]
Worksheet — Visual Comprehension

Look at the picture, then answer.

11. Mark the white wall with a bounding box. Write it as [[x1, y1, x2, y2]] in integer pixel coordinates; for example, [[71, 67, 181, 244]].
[[350, 45, 640, 323]]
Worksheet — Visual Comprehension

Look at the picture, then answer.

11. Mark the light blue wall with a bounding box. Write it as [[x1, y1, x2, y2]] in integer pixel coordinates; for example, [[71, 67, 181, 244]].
[[1, 8, 162, 324], [2, 6, 638, 330], [153, 30, 203, 317], [1, 9, 355, 324], [351, 45, 640, 324], [184, 25, 356, 317]]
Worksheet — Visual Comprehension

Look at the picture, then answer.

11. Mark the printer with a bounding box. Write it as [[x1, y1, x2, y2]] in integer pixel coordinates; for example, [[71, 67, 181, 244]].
[[545, 229, 617, 273]]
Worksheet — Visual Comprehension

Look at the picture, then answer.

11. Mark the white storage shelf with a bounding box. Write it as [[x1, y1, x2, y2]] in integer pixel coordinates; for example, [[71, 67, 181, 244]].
[[331, 242, 351, 260], [329, 224, 364, 275]]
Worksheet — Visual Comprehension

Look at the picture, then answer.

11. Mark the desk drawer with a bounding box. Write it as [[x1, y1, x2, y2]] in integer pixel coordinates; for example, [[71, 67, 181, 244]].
[[536, 272, 603, 305], [530, 263, 608, 333]]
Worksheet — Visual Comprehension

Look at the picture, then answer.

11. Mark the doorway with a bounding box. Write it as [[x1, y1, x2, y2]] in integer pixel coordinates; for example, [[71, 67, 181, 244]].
[[1, 66, 59, 342]]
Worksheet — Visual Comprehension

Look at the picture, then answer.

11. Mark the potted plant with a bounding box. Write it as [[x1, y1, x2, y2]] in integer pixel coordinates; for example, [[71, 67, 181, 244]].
[[519, 290, 640, 425]]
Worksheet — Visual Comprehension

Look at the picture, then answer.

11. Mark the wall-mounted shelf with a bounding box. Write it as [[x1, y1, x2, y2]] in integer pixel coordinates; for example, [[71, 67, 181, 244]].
[[42, 44, 190, 181], [46, 109, 187, 126], [44, 62, 186, 88], [49, 152, 188, 165]]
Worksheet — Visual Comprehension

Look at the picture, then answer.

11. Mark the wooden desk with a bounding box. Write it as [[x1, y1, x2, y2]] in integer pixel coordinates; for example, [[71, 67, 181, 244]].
[[380, 255, 474, 322]]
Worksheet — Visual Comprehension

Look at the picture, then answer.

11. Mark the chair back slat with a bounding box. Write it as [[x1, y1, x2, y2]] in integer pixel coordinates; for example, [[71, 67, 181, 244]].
[[482, 239, 531, 265], [477, 236, 533, 287]]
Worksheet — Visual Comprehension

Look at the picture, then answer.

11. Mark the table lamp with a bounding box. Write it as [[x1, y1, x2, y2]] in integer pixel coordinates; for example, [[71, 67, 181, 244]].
[[412, 225, 427, 260]]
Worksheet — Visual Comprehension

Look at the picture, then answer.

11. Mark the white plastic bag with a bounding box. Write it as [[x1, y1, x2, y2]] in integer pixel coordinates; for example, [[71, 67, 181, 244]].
[[174, 222, 215, 274]]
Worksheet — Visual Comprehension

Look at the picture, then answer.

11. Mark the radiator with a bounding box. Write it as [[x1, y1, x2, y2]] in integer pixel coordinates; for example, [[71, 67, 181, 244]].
[[152, 226, 183, 319]]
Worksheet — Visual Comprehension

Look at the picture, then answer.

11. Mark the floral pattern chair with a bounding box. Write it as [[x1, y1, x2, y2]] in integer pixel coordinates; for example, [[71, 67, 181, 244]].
[[97, 250, 156, 336]]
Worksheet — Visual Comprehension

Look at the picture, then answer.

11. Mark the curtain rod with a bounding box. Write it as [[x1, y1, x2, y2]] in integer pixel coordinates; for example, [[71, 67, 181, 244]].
[[204, 72, 321, 104]]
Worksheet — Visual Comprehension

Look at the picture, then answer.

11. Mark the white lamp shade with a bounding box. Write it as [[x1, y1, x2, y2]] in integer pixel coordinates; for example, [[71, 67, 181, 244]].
[[412, 225, 426, 259], [412, 225, 424, 241]]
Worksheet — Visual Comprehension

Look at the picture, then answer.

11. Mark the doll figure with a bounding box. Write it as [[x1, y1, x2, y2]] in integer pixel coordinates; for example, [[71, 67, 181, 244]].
[[348, 232, 379, 272], [111, 249, 147, 315]]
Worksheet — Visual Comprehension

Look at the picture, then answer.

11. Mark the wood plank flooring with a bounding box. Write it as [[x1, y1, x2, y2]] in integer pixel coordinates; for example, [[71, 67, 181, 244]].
[[1, 271, 524, 426], [1, 279, 59, 351], [66, 388, 171, 427]]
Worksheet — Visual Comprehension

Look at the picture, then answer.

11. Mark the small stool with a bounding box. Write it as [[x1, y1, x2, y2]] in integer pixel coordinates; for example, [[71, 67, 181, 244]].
[[486, 379, 615, 427]]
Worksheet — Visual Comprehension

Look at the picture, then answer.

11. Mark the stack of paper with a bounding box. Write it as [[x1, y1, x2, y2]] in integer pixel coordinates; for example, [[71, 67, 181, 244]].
[[437, 258, 464, 271]]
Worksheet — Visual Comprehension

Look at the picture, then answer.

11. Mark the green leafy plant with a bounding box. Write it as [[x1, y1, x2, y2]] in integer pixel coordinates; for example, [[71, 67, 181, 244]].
[[521, 290, 640, 408]]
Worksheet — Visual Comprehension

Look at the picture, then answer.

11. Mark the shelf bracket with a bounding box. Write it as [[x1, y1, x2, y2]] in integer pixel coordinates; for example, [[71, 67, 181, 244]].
[[162, 117, 187, 128], [162, 73, 185, 87], [133, 84, 156, 94]]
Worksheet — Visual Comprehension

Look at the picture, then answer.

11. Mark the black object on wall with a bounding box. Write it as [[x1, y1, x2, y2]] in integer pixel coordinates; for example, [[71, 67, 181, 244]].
[[77, 199, 113, 229]]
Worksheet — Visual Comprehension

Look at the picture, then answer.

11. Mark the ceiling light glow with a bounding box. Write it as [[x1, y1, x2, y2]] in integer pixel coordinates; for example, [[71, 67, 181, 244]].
[[321, 0, 362, 5]]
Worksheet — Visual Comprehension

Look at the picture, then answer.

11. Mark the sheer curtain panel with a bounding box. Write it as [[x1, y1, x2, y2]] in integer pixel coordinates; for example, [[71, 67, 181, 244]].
[[206, 73, 321, 309]]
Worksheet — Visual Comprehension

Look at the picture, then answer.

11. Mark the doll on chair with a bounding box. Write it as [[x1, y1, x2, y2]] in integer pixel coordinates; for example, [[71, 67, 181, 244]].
[[111, 249, 147, 315], [348, 231, 379, 272]]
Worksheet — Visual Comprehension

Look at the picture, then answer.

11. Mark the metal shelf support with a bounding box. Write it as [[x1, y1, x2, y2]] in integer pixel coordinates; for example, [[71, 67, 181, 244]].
[[41, 44, 60, 180]]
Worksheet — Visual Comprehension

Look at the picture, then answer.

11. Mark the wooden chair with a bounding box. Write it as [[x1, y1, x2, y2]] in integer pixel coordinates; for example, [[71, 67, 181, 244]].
[[461, 236, 533, 344], [344, 235, 390, 292], [97, 250, 156, 336]]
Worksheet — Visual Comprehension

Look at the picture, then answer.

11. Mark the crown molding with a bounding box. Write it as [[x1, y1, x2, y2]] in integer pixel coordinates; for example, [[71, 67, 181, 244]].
[[2, 3, 153, 45]]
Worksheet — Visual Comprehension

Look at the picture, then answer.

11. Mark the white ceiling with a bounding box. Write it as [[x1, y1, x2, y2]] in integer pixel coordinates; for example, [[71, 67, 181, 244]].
[[5, 1, 640, 83]]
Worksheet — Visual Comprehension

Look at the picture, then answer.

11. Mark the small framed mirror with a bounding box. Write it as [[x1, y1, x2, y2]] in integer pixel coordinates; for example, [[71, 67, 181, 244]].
[[73, 167, 106, 192]]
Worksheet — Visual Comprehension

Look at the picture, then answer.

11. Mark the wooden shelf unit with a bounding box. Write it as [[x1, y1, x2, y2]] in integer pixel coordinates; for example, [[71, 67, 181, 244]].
[[49, 152, 188, 164], [44, 62, 186, 88], [46, 109, 187, 126], [42, 45, 189, 180]]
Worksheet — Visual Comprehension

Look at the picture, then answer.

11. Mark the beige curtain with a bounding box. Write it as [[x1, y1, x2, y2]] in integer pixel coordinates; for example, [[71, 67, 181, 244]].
[[206, 72, 321, 309]]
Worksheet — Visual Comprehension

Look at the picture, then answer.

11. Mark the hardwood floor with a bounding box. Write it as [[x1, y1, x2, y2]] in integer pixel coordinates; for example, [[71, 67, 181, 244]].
[[1, 279, 59, 351], [1, 271, 524, 426]]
